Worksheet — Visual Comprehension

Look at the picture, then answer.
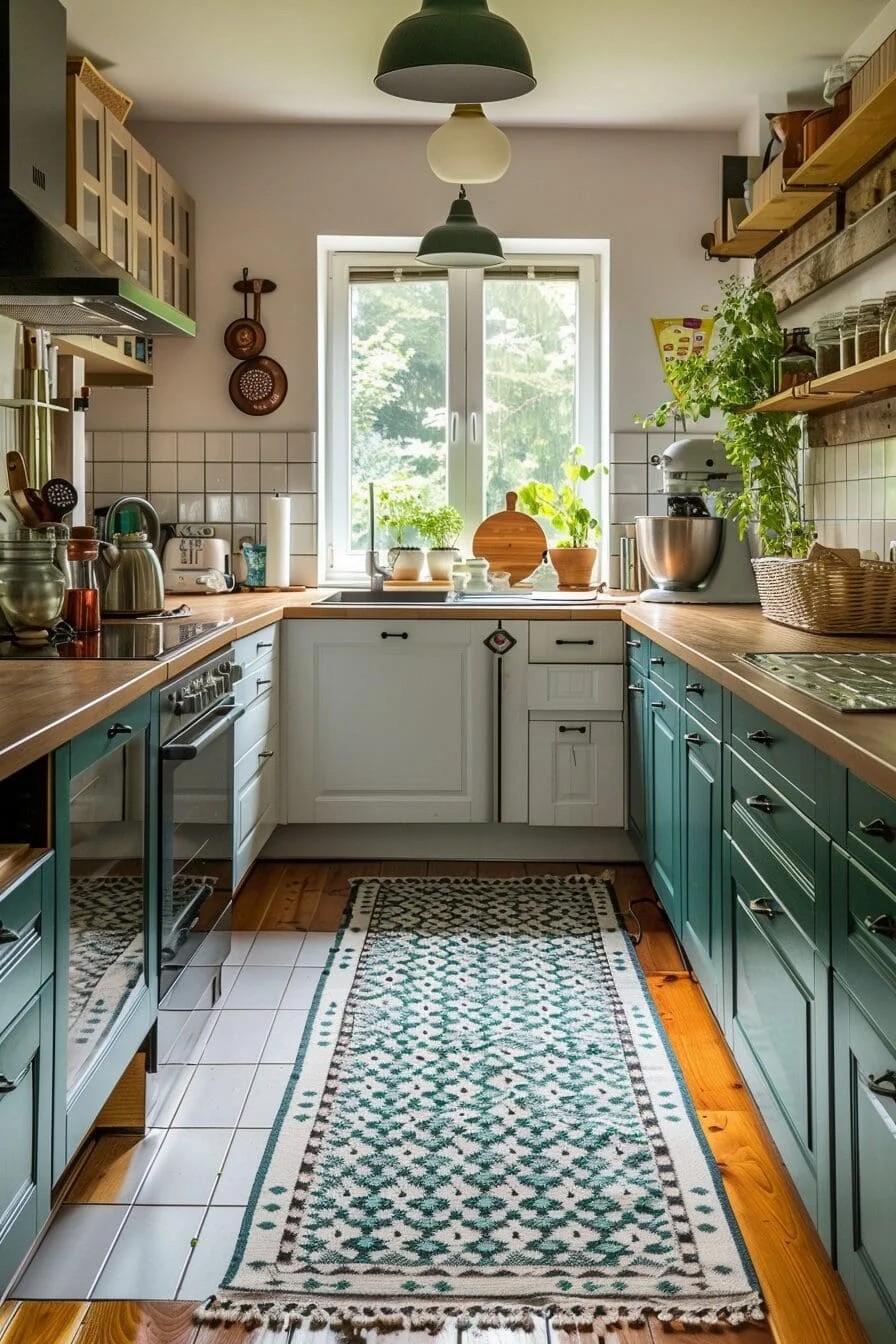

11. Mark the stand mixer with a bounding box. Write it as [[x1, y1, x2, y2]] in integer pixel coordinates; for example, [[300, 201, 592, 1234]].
[[635, 437, 759, 604]]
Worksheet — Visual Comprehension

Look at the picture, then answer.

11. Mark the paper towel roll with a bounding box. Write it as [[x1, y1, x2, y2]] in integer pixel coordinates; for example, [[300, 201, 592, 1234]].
[[265, 493, 291, 588]]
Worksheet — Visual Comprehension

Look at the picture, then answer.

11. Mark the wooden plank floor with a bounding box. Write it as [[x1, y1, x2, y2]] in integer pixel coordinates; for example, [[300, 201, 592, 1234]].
[[1, 860, 869, 1344]]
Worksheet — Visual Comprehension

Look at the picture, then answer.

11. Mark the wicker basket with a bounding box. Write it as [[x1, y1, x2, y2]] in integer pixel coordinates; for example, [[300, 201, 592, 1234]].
[[67, 57, 134, 124], [752, 553, 896, 635]]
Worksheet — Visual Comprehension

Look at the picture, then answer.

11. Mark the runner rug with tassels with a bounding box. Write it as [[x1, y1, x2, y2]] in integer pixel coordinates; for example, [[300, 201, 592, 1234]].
[[196, 875, 763, 1334]]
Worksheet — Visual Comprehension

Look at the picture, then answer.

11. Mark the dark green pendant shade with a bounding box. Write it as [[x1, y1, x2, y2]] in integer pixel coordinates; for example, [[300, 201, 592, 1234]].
[[416, 187, 505, 268], [375, 0, 535, 103]]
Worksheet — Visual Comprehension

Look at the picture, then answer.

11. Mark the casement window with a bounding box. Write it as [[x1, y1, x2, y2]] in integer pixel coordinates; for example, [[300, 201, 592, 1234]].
[[323, 245, 600, 582]]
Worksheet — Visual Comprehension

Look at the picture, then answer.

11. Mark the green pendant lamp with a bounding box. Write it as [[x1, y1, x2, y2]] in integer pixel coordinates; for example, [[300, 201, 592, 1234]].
[[375, 0, 535, 104], [416, 186, 505, 268]]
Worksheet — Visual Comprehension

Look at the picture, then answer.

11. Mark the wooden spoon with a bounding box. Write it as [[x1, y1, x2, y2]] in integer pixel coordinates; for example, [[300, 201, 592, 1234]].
[[5, 450, 46, 527]]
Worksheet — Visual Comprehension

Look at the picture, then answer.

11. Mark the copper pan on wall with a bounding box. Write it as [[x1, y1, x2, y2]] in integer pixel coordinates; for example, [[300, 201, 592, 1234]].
[[228, 355, 288, 416]]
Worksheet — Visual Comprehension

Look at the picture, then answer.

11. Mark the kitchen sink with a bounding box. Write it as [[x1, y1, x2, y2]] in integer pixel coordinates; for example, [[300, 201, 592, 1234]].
[[315, 589, 451, 605]]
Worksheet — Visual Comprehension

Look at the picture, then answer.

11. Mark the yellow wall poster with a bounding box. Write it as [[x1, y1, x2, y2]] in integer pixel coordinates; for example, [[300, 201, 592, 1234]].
[[651, 316, 714, 384]]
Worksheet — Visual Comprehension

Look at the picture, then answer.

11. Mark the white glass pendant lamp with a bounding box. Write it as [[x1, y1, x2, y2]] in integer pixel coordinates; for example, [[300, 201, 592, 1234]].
[[375, 0, 535, 104], [427, 103, 511, 183], [416, 186, 505, 268]]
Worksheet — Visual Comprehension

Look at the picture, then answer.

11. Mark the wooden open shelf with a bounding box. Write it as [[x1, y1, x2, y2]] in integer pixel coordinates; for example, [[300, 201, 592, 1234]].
[[750, 348, 896, 413], [738, 182, 835, 233], [708, 229, 781, 258], [789, 72, 896, 187], [53, 336, 153, 387]]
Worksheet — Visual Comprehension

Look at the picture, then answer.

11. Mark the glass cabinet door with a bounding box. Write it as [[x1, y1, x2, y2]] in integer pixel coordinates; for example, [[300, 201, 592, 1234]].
[[67, 78, 105, 251], [104, 121, 132, 273], [64, 727, 149, 1097]]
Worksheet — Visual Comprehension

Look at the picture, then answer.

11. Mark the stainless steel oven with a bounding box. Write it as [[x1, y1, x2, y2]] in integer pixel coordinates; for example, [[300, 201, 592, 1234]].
[[156, 648, 244, 1064]]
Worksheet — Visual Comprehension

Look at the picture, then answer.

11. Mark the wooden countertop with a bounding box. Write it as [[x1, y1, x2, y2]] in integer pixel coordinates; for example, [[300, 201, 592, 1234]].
[[2, 590, 895, 797], [624, 603, 896, 798]]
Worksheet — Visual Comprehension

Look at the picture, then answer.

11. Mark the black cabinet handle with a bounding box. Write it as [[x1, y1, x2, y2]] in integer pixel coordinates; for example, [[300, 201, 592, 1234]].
[[685, 682, 705, 696], [749, 897, 777, 919], [867, 1070, 896, 1099], [381, 632, 409, 640], [256, 641, 274, 651], [625, 638, 641, 648], [558, 725, 587, 734], [650, 700, 665, 710], [746, 794, 775, 814], [556, 639, 594, 646], [0, 922, 20, 944], [684, 732, 703, 745], [650, 656, 665, 666], [859, 817, 895, 842], [747, 729, 775, 745], [107, 723, 132, 739], [627, 683, 644, 695], [864, 914, 896, 941], [0, 1071, 22, 1093], [258, 750, 275, 760], [256, 678, 273, 689]]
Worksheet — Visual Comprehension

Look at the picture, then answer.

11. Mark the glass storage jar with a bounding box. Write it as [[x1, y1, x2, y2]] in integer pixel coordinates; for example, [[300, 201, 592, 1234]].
[[0, 532, 66, 636], [812, 315, 841, 377], [777, 327, 816, 391], [855, 301, 881, 364], [839, 306, 859, 369], [879, 292, 896, 353]]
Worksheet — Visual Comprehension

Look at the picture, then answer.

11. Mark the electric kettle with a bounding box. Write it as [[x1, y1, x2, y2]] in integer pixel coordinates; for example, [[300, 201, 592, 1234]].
[[98, 496, 166, 616]]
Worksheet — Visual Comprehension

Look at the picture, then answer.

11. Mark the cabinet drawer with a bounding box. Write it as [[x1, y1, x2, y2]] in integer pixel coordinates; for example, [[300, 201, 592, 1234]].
[[528, 621, 622, 663], [0, 855, 53, 1029], [235, 687, 279, 762], [235, 725, 279, 849], [730, 696, 815, 817], [0, 984, 52, 1295], [647, 642, 683, 701], [682, 666, 723, 734], [832, 848, 896, 1035], [728, 750, 828, 955], [846, 773, 896, 890], [624, 631, 648, 675], [728, 834, 816, 990], [233, 622, 279, 673], [528, 663, 623, 712], [69, 694, 151, 777]]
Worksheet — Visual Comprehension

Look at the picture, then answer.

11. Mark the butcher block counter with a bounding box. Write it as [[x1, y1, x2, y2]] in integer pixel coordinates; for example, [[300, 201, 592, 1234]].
[[0, 591, 895, 795]]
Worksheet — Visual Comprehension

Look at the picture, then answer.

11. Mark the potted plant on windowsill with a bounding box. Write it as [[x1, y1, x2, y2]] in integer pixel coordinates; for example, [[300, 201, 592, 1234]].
[[518, 447, 606, 588], [418, 504, 464, 581], [377, 484, 425, 581]]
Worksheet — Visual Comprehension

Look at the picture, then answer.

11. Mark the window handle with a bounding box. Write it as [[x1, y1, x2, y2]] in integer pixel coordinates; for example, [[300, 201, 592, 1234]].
[[469, 411, 479, 445], [450, 411, 459, 445]]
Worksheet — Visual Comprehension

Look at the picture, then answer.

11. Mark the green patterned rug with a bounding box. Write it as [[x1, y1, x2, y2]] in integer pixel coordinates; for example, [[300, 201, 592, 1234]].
[[198, 875, 764, 1334]]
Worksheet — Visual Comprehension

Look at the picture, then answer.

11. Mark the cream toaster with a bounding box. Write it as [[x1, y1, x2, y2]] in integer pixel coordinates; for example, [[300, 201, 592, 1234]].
[[162, 534, 231, 593]]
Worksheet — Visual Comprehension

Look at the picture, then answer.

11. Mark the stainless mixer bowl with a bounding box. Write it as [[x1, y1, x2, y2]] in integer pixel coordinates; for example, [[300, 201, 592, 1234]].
[[635, 516, 723, 590]]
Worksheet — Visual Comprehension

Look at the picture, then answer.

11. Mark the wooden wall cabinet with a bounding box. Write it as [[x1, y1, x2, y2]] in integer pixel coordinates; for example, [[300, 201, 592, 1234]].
[[156, 164, 195, 320]]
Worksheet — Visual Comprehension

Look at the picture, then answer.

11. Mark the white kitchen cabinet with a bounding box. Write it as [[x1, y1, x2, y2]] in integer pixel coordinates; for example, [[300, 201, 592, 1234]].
[[285, 620, 494, 823], [528, 720, 625, 827], [232, 622, 280, 886]]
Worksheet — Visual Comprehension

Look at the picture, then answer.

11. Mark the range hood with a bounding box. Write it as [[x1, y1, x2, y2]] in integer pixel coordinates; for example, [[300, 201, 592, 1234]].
[[0, 0, 195, 338]]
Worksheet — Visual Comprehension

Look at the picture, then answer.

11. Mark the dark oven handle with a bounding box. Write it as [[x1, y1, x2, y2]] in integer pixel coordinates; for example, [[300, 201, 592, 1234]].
[[161, 702, 245, 761]]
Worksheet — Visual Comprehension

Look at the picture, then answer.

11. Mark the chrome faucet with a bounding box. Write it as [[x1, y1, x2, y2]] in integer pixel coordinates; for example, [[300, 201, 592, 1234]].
[[366, 481, 392, 591]]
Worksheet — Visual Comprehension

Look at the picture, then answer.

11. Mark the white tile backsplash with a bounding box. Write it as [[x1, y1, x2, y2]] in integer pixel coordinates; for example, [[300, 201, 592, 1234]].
[[802, 432, 896, 556]]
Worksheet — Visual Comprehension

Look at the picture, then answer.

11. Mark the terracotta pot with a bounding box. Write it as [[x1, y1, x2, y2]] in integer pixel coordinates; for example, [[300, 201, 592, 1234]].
[[549, 546, 597, 588]]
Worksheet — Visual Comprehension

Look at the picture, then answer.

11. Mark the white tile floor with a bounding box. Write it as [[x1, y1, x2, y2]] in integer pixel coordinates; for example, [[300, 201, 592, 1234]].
[[13, 928, 328, 1303]]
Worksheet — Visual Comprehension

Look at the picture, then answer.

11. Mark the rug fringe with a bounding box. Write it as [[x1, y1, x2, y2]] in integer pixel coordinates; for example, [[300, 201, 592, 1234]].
[[194, 1294, 765, 1334]]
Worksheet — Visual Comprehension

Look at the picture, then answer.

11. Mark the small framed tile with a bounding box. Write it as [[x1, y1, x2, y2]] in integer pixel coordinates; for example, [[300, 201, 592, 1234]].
[[611, 432, 648, 464], [233, 462, 260, 493], [206, 493, 232, 523], [178, 461, 205, 493], [92, 1205, 203, 1299], [871, 479, 885, 520], [121, 463, 147, 494], [150, 461, 177, 493], [260, 431, 287, 462], [219, 964, 290, 1010], [238, 1064, 293, 1127], [135, 1127, 233, 1205], [846, 480, 858, 519], [612, 463, 646, 494], [205, 431, 232, 462], [210, 1130, 271, 1206], [178, 493, 205, 523], [234, 432, 260, 462], [835, 444, 847, 481], [858, 441, 872, 478], [291, 493, 316, 524], [200, 1010, 276, 1064], [233, 493, 260, 524], [610, 494, 645, 525], [206, 462, 232, 493], [177, 1206, 246, 1298], [13, 1205, 127, 1299], [287, 431, 315, 463], [121, 431, 147, 461], [289, 523, 316, 554], [150, 431, 177, 461], [93, 461, 123, 493], [295, 932, 334, 966], [245, 932, 305, 966], [287, 463, 315, 493], [93, 431, 122, 461], [261, 1012, 308, 1065], [260, 463, 287, 494], [846, 442, 859, 479], [885, 437, 896, 476], [153, 494, 177, 524], [290, 555, 317, 586], [177, 432, 205, 461], [280, 967, 321, 1010], [171, 1064, 256, 1128]]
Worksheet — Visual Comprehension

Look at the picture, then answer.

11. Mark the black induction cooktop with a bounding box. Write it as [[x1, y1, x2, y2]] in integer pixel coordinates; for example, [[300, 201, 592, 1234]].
[[0, 618, 233, 661]]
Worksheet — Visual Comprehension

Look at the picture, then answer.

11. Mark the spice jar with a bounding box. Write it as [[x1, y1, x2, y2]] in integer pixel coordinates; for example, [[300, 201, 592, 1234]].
[[839, 307, 859, 369], [855, 300, 881, 365], [777, 327, 816, 391], [812, 314, 841, 378], [63, 528, 101, 633]]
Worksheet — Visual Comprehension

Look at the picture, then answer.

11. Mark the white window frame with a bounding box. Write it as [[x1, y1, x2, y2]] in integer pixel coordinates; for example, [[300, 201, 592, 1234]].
[[318, 236, 609, 586]]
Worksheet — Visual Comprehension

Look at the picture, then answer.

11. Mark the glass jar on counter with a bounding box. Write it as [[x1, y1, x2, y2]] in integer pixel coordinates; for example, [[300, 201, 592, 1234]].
[[839, 306, 859, 369], [855, 300, 882, 365], [777, 327, 816, 392], [812, 314, 841, 378]]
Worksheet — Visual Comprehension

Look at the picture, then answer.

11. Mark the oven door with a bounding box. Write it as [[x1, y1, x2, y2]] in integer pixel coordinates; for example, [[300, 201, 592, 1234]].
[[158, 698, 243, 1057]]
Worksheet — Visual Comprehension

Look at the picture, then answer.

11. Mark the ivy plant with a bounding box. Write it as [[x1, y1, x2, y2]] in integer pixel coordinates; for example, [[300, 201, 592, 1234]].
[[518, 446, 607, 547], [638, 275, 812, 558]]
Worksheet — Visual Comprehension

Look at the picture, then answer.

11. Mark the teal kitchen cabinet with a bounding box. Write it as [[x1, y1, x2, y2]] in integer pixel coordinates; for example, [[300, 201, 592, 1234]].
[[680, 717, 723, 1018], [626, 641, 648, 859], [0, 856, 54, 1293], [53, 695, 159, 1179], [646, 688, 680, 933]]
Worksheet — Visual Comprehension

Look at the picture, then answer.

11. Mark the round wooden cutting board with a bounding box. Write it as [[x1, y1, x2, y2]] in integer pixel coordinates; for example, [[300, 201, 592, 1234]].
[[471, 491, 548, 586]]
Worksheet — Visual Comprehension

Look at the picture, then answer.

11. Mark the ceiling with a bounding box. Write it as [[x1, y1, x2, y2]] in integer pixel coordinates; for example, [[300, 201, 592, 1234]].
[[61, 0, 889, 131]]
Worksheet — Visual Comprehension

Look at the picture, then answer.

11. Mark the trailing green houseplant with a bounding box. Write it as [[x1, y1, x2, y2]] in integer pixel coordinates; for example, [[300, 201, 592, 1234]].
[[638, 275, 811, 558], [518, 446, 608, 586]]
